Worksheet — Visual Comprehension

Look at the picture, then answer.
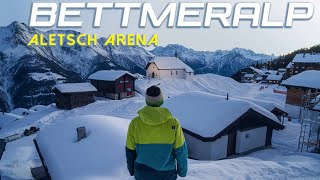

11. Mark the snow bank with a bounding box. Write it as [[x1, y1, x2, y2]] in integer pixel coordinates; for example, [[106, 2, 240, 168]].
[[281, 70, 320, 89], [163, 92, 279, 138], [35, 115, 130, 180], [29, 105, 50, 112], [135, 73, 249, 97], [10, 108, 36, 116], [0, 113, 23, 128]]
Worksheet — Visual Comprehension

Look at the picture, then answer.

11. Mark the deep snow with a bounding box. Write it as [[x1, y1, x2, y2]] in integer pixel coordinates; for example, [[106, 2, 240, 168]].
[[0, 75, 319, 180]]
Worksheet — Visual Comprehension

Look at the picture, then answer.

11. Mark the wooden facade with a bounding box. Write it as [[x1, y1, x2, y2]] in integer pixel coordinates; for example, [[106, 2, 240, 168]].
[[293, 62, 320, 75], [90, 73, 136, 100], [53, 83, 97, 110], [285, 87, 306, 106], [53, 90, 95, 110]]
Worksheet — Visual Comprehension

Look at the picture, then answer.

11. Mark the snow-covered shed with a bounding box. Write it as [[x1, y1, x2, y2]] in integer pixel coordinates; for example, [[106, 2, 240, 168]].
[[281, 70, 320, 106], [164, 92, 284, 160], [146, 57, 194, 80], [292, 53, 320, 75], [34, 115, 130, 179], [266, 74, 283, 84], [53, 83, 97, 109], [88, 70, 136, 100], [243, 74, 257, 83]]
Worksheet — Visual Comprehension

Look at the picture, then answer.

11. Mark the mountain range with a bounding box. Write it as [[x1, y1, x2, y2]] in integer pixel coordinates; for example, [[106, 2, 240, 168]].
[[0, 21, 275, 112]]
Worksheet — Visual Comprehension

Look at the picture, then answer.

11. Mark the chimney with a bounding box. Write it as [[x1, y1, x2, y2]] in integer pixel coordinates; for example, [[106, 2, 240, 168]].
[[76, 126, 87, 142], [226, 93, 229, 100]]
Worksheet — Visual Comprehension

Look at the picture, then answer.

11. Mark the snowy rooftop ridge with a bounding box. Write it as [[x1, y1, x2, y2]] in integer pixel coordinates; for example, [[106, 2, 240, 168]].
[[292, 53, 320, 63], [53, 83, 97, 93], [286, 62, 293, 69], [88, 70, 135, 81], [281, 70, 320, 89], [148, 56, 194, 73], [249, 66, 263, 74], [244, 74, 255, 78], [164, 92, 281, 138], [266, 75, 283, 81]]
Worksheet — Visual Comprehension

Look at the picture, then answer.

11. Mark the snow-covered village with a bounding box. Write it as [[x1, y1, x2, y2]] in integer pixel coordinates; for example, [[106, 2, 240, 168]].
[[1, 0, 320, 178], [1, 28, 320, 179]]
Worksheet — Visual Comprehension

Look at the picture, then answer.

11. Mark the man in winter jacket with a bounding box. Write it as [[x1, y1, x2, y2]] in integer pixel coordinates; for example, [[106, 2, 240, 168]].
[[125, 85, 188, 180]]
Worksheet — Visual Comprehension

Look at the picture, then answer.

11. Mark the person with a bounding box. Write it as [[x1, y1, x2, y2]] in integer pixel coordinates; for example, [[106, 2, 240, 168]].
[[125, 86, 188, 180]]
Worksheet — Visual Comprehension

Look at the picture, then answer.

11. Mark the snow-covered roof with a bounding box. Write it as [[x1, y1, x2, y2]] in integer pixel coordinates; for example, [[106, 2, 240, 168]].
[[249, 66, 263, 74], [236, 97, 286, 114], [244, 74, 255, 78], [88, 70, 135, 81], [163, 92, 281, 138], [286, 62, 293, 69], [281, 70, 320, 89], [35, 115, 130, 179], [278, 68, 287, 72], [266, 75, 283, 81], [148, 57, 194, 73], [53, 83, 97, 93], [292, 53, 320, 63], [256, 77, 263, 81], [262, 70, 278, 75]]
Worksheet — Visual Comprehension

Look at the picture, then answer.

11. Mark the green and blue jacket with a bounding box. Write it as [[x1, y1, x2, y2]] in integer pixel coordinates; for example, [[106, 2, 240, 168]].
[[126, 106, 188, 180]]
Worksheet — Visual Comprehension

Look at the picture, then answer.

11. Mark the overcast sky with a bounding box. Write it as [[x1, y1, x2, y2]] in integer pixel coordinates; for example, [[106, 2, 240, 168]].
[[1, 0, 319, 55]]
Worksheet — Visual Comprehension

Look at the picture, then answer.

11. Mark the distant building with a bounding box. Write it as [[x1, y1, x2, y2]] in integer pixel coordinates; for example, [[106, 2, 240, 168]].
[[241, 66, 262, 83], [266, 74, 283, 84], [88, 70, 136, 100], [146, 57, 194, 80], [164, 92, 284, 160], [243, 74, 257, 83], [292, 53, 320, 75], [281, 70, 320, 107], [53, 83, 97, 109], [285, 62, 293, 78]]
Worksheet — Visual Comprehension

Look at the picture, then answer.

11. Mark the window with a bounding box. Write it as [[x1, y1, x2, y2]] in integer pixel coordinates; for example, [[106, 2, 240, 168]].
[[176, 71, 178, 75], [171, 71, 173, 75]]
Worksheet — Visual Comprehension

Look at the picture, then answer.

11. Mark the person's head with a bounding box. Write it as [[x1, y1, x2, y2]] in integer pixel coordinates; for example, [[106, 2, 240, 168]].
[[146, 86, 164, 107]]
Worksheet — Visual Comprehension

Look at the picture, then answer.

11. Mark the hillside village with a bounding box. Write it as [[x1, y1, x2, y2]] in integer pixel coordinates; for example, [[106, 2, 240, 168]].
[[0, 53, 319, 179]]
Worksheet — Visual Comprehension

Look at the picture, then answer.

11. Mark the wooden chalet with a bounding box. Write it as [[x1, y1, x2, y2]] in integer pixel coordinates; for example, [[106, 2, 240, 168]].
[[241, 66, 262, 83], [281, 70, 320, 107], [53, 83, 97, 110], [164, 92, 284, 160], [88, 70, 136, 100], [292, 53, 320, 75], [266, 74, 283, 84]]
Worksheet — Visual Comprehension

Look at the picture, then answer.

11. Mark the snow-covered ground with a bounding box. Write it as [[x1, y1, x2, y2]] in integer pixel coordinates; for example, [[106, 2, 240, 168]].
[[0, 75, 319, 179]]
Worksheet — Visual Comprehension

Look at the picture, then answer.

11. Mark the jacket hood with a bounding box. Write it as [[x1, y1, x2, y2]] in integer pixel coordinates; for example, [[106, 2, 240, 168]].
[[138, 106, 173, 125]]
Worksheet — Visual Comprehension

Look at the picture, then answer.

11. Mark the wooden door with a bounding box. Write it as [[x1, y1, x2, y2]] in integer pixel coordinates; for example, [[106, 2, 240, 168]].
[[227, 132, 236, 156]]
